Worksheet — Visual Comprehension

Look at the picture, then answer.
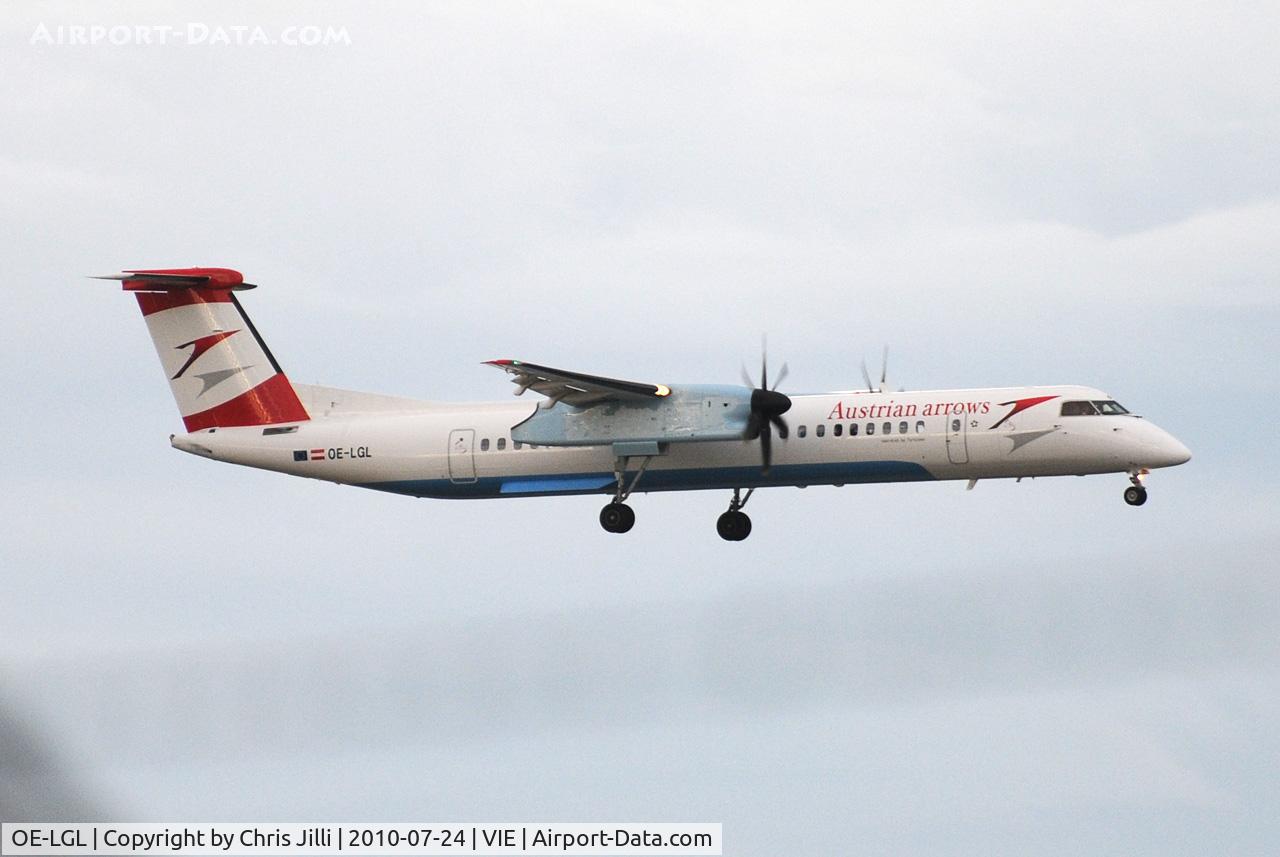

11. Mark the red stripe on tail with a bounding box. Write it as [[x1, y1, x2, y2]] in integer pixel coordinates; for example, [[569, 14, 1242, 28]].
[[181, 374, 310, 432]]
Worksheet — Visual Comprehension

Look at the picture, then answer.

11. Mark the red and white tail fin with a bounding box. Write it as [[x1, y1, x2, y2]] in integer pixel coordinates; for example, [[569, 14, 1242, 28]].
[[98, 267, 309, 431]]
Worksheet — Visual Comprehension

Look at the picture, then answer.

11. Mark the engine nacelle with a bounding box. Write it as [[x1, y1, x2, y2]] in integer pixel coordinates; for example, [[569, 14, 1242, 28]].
[[512, 385, 753, 446]]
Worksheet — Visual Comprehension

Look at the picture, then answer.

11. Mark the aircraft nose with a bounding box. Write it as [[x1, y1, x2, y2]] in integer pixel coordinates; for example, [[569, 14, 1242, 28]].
[[1145, 428, 1191, 468]]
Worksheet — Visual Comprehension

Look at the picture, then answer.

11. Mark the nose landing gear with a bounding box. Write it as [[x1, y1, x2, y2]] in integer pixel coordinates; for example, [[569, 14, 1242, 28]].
[[717, 488, 754, 541], [1123, 485, 1147, 506], [1124, 470, 1149, 506]]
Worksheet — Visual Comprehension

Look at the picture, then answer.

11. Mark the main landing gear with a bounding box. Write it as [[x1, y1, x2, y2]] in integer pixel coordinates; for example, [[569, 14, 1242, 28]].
[[716, 488, 754, 541], [1124, 469, 1149, 506], [600, 502, 635, 533], [599, 453, 652, 534], [599, 472, 759, 541]]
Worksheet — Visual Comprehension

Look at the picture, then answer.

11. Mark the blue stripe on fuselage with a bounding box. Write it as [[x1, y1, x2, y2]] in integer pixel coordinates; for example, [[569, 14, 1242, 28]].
[[357, 460, 935, 499], [500, 476, 617, 494]]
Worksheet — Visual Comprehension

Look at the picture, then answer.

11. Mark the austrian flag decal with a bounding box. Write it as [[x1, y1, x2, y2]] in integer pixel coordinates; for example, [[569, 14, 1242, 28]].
[[292, 448, 326, 462]]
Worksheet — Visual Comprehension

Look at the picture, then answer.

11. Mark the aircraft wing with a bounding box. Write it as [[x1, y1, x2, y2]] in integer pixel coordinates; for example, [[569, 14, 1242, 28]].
[[484, 359, 672, 406]]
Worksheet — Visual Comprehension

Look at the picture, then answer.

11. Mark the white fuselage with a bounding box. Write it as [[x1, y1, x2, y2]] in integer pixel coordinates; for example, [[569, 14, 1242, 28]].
[[170, 384, 1191, 500]]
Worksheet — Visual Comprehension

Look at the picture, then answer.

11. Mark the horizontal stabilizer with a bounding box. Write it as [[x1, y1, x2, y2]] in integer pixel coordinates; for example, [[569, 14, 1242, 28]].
[[92, 267, 257, 291]]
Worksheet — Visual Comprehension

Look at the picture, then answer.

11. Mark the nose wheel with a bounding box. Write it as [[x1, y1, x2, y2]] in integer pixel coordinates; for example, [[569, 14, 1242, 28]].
[[1124, 470, 1149, 506], [717, 487, 754, 541], [1124, 485, 1147, 506]]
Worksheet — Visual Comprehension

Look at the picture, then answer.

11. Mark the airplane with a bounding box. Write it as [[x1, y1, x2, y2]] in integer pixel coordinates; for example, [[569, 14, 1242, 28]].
[[97, 267, 1192, 540]]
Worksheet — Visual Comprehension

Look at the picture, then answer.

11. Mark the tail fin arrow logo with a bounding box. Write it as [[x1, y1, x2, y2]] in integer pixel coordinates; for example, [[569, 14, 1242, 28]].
[[172, 330, 240, 380]]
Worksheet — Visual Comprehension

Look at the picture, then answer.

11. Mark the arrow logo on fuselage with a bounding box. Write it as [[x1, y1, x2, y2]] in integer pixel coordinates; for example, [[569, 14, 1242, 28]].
[[989, 395, 1059, 430], [1006, 427, 1059, 452]]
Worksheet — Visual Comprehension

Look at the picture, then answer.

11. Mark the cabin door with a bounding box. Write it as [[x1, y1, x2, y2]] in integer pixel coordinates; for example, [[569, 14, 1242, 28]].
[[945, 416, 969, 465], [448, 428, 477, 483]]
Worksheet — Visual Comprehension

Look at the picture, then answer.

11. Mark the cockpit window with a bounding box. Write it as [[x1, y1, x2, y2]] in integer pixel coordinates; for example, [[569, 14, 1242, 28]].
[[1061, 399, 1132, 416], [1060, 400, 1099, 416]]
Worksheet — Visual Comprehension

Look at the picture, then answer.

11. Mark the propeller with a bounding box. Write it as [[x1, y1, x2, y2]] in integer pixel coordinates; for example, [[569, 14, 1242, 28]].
[[861, 345, 891, 393], [741, 342, 792, 474]]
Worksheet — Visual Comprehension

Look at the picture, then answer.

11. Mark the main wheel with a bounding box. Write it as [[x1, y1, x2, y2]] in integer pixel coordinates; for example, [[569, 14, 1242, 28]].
[[600, 502, 635, 533], [1123, 485, 1148, 506], [716, 510, 752, 541]]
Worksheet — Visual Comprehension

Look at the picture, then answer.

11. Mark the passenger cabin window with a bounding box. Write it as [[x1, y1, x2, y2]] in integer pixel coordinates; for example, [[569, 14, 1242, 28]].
[[866, 423, 875, 435], [816, 424, 826, 438], [480, 438, 490, 451], [915, 420, 925, 433], [951, 419, 961, 432], [798, 425, 807, 438], [1060, 400, 1099, 416], [1093, 400, 1130, 415], [849, 423, 859, 436], [899, 421, 908, 434], [514, 441, 523, 450], [497, 438, 506, 450], [883, 422, 892, 435], [833, 423, 843, 437]]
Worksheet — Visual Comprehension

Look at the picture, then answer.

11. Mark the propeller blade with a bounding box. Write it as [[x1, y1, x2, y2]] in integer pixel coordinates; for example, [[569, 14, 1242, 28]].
[[740, 338, 791, 474], [740, 364, 754, 389], [772, 362, 789, 390], [880, 345, 889, 387], [861, 358, 874, 393]]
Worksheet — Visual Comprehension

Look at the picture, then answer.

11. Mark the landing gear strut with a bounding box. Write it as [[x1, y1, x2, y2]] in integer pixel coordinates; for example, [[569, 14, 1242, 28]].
[[717, 488, 754, 541], [598, 454, 652, 534], [1124, 470, 1148, 506]]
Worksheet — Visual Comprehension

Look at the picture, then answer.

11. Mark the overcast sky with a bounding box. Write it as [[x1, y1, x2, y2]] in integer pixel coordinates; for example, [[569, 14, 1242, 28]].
[[2, 2, 1278, 853]]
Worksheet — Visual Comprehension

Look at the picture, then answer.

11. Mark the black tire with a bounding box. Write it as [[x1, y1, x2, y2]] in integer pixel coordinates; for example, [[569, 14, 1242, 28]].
[[600, 502, 634, 533], [1123, 486, 1148, 506], [716, 510, 752, 541]]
